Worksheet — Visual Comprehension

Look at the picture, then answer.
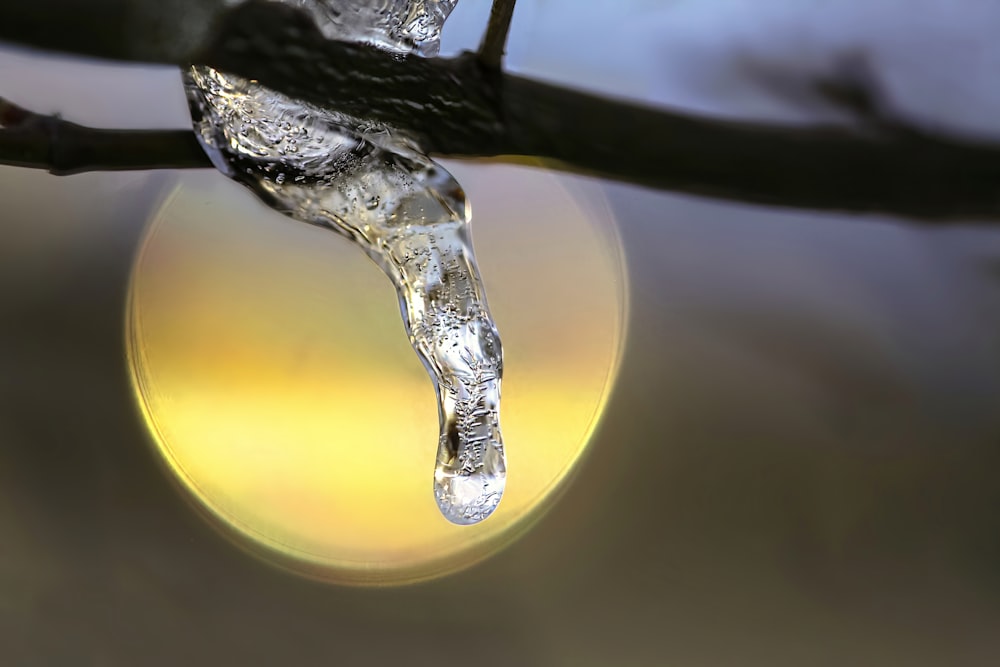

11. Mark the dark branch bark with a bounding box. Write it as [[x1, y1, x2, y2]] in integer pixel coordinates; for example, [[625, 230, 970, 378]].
[[0, 0, 228, 63], [0, 98, 210, 174], [1, 0, 1000, 222], [479, 0, 517, 69]]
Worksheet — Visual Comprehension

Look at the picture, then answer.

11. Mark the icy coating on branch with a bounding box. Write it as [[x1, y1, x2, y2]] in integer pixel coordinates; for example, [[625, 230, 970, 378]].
[[184, 0, 506, 525]]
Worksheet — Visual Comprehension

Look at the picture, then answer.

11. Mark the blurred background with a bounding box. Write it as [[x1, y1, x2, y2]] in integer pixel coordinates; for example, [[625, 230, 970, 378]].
[[2, 1, 1000, 664]]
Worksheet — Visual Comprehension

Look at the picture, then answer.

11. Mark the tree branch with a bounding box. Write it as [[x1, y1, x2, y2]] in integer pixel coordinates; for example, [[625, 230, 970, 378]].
[[1, 0, 1000, 222], [479, 0, 516, 70], [0, 97, 210, 174]]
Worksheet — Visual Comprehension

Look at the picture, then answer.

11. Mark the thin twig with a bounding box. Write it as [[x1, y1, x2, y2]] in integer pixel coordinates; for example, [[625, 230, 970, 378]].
[[0, 97, 210, 174], [478, 0, 516, 70]]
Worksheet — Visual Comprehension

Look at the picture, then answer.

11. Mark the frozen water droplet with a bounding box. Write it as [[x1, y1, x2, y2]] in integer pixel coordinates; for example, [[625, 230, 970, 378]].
[[435, 461, 506, 525], [433, 371, 506, 524], [184, 0, 504, 525]]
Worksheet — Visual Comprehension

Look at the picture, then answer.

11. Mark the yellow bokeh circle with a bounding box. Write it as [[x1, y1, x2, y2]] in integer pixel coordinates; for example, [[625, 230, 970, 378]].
[[127, 162, 627, 584]]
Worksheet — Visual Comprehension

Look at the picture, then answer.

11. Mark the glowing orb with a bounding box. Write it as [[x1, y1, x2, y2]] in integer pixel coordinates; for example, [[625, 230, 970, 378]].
[[127, 162, 627, 584]]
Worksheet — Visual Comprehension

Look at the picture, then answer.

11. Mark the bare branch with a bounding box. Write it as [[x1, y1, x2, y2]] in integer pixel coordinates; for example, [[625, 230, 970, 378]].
[[1, 0, 1000, 222], [0, 0, 228, 63], [0, 97, 210, 174], [478, 0, 517, 70]]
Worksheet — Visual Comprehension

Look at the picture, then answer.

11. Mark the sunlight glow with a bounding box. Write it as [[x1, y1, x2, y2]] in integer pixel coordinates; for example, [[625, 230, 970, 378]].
[[127, 162, 627, 584]]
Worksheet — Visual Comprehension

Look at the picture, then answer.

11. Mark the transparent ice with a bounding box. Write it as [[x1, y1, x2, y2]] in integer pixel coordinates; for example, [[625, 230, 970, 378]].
[[184, 0, 505, 525]]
